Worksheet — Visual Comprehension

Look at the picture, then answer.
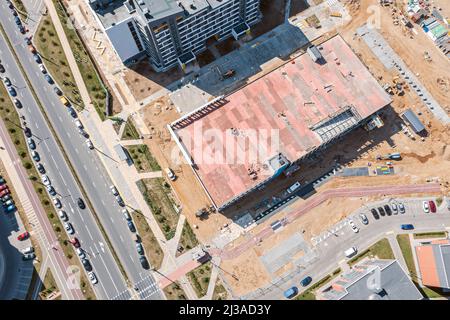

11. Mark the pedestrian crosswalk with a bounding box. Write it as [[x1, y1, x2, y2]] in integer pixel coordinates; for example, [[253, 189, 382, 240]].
[[327, 0, 339, 6], [110, 274, 161, 300]]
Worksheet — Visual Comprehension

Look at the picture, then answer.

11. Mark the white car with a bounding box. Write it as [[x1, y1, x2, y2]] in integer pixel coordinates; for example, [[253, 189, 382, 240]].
[[348, 219, 359, 233], [165, 168, 176, 181], [58, 210, 68, 222], [52, 197, 62, 209], [75, 119, 83, 129], [423, 201, 430, 213], [41, 174, 51, 186], [39, 64, 47, 73], [64, 222, 74, 235], [76, 248, 86, 259], [86, 139, 94, 150], [110, 185, 119, 196], [88, 271, 98, 284]]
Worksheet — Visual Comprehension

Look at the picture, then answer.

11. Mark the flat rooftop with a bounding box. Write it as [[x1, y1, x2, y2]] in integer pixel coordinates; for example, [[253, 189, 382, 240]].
[[92, 0, 233, 28], [174, 35, 392, 208]]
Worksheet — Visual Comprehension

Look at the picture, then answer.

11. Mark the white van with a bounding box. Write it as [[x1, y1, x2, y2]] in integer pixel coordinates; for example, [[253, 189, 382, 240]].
[[287, 181, 301, 194], [21, 246, 34, 254], [344, 247, 358, 258]]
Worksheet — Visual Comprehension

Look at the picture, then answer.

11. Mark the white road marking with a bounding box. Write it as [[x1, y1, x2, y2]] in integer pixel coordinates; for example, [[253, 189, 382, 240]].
[[119, 235, 124, 243], [85, 225, 94, 241]]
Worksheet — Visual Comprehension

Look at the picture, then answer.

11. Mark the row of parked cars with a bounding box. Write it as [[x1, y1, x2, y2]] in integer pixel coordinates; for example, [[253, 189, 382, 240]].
[[0, 175, 17, 213], [110, 184, 149, 270], [370, 202, 406, 220], [7, 1, 26, 34]]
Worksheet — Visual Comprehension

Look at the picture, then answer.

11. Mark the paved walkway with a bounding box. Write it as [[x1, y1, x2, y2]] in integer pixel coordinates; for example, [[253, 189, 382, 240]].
[[387, 233, 408, 272]]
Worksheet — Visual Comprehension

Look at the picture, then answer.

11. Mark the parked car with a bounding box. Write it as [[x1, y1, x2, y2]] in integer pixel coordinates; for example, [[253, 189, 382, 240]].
[[110, 185, 119, 196], [384, 205, 392, 216], [25, 37, 32, 45], [22, 253, 36, 261], [0, 184, 8, 191], [429, 200, 436, 213], [7, 86, 16, 97], [53, 86, 62, 96], [60, 96, 70, 106], [116, 195, 124, 207], [0, 189, 10, 197], [4, 199, 14, 207], [85, 139, 94, 150], [67, 107, 77, 118], [46, 185, 56, 196], [58, 210, 68, 222], [3, 77, 11, 87], [127, 220, 136, 233], [398, 203, 406, 214], [391, 203, 398, 215], [41, 174, 50, 186], [401, 224, 414, 230], [31, 150, 40, 162], [28, 45, 36, 54], [344, 246, 358, 258], [76, 248, 86, 259], [13, 98, 22, 108], [81, 258, 92, 271], [17, 231, 29, 241], [359, 213, 369, 225], [24, 127, 32, 137], [283, 287, 298, 299], [27, 137, 36, 150], [378, 207, 386, 217], [74, 119, 83, 129], [6, 204, 16, 213], [0, 63, 4, 73], [423, 201, 430, 213], [348, 219, 359, 233], [52, 197, 62, 209], [33, 54, 41, 63], [139, 256, 149, 270], [1, 195, 11, 202], [77, 198, 85, 209], [19, 25, 26, 34], [39, 64, 46, 73], [122, 209, 131, 221], [70, 237, 80, 248], [88, 271, 98, 284], [286, 181, 301, 194], [136, 242, 144, 255], [166, 168, 176, 181], [44, 74, 53, 84], [300, 276, 312, 287], [64, 222, 74, 235], [14, 16, 21, 25], [37, 163, 45, 174], [21, 246, 34, 254]]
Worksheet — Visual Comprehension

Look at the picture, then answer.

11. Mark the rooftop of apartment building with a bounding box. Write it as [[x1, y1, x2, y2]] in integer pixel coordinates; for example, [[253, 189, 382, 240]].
[[172, 35, 392, 209], [415, 239, 450, 289], [91, 0, 237, 28], [320, 259, 423, 300]]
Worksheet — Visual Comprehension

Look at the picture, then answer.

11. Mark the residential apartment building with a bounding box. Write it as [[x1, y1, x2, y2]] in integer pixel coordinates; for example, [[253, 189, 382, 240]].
[[88, 0, 262, 71]]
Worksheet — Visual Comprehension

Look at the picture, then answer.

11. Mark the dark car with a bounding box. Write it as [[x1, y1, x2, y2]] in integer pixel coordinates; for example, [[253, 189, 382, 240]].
[[429, 200, 436, 213], [136, 242, 144, 255], [0, 64, 4, 73], [54, 87, 62, 96], [33, 54, 41, 63], [300, 276, 312, 287], [384, 205, 392, 216], [67, 107, 77, 118], [81, 258, 92, 271], [19, 25, 26, 34], [44, 74, 54, 84], [139, 256, 149, 270], [24, 127, 32, 137], [116, 195, 125, 207], [37, 163, 45, 174], [127, 220, 136, 233], [13, 98, 22, 108], [401, 224, 414, 230], [77, 198, 86, 209], [25, 37, 32, 45], [7, 1, 14, 9], [27, 137, 35, 150], [378, 207, 385, 217], [8, 86, 16, 97], [14, 16, 21, 25], [70, 237, 80, 248]]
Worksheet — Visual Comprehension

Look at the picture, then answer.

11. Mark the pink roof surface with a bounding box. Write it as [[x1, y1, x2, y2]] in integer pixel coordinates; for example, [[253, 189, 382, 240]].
[[175, 35, 392, 208]]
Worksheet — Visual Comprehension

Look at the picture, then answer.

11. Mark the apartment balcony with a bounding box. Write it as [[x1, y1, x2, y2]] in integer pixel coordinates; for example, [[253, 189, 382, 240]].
[[231, 22, 250, 40]]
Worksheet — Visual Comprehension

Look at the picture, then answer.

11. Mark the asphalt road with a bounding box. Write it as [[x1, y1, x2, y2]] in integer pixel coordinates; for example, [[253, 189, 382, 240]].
[[252, 197, 450, 300], [0, 20, 130, 299], [0, 4, 161, 299]]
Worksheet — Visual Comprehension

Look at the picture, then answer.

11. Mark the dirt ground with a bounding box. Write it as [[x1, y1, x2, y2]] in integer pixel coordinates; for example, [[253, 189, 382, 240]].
[[140, 97, 230, 243], [123, 61, 184, 102]]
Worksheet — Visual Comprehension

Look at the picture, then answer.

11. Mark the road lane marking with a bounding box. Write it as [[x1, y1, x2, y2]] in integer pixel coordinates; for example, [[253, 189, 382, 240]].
[[85, 225, 94, 241], [97, 252, 119, 293], [119, 235, 124, 243], [385, 231, 394, 235]]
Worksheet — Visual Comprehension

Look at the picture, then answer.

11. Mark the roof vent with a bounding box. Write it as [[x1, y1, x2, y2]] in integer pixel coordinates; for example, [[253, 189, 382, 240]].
[[190, 4, 196, 10]]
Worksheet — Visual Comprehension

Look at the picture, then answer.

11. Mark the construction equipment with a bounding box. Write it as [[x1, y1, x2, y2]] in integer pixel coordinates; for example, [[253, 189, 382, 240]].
[[221, 69, 235, 80], [423, 51, 432, 62], [195, 207, 208, 219], [330, 12, 342, 18], [376, 153, 402, 161]]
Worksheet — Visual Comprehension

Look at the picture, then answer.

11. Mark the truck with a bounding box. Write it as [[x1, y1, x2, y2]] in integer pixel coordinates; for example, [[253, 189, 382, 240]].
[[221, 69, 235, 80], [376, 153, 401, 160]]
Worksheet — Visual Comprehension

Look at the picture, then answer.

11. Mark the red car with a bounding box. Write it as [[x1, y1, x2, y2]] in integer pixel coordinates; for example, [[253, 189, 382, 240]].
[[70, 237, 80, 248], [17, 231, 29, 241], [0, 189, 10, 197], [28, 45, 36, 53], [0, 184, 8, 191], [429, 200, 437, 213]]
